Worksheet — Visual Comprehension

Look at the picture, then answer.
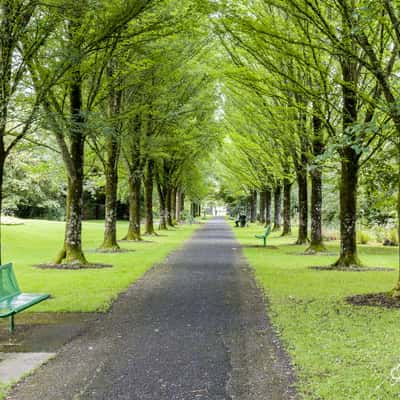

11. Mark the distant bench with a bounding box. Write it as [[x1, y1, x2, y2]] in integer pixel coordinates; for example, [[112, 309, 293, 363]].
[[0, 263, 49, 333], [255, 225, 272, 247]]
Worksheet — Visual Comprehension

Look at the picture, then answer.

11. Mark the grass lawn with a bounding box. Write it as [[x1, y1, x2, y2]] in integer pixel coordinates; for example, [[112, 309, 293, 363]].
[[1, 219, 200, 313], [233, 223, 400, 400]]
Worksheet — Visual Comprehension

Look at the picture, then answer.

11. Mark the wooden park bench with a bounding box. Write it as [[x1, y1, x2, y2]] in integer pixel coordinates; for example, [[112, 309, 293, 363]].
[[0, 263, 49, 334], [255, 225, 272, 247]]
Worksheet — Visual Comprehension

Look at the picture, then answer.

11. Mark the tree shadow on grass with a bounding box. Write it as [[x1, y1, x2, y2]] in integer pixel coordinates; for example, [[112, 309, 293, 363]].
[[285, 251, 338, 256], [242, 244, 279, 249], [118, 239, 157, 243], [347, 293, 400, 308]]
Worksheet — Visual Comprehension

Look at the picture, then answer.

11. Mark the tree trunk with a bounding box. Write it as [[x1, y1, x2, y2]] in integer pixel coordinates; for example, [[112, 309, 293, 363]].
[[99, 137, 120, 250], [176, 190, 182, 221], [305, 166, 326, 253], [181, 193, 185, 219], [306, 115, 326, 253], [296, 168, 308, 244], [144, 159, 156, 235], [191, 202, 195, 218], [394, 140, 400, 296], [55, 76, 87, 265], [166, 187, 174, 227], [0, 154, 4, 265], [250, 190, 257, 223], [333, 147, 361, 266], [122, 176, 142, 241], [273, 185, 282, 231], [158, 184, 167, 230], [333, 59, 361, 267], [282, 179, 292, 236], [259, 190, 266, 224], [55, 173, 87, 264], [266, 189, 272, 226], [171, 188, 177, 224]]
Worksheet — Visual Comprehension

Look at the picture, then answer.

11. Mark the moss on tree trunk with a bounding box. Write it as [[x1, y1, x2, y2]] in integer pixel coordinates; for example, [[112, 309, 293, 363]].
[[171, 187, 177, 224], [259, 189, 266, 224], [306, 169, 326, 252], [166, 187, 174, 227], [0, 155, 4, 264], [55, 176, 87, 265], [306, 115, 326, 253], [144, 159, 156, 236], [55, 71, 87, 265], [176, 190, 182, 221], [180, 193, 185, 220], [397, 141, 400, 295], [333, 147, 361, 267], [122, 176, 142, 241], [250, 190, 257, 223], [265, 188, 272, 226], [296, 168, 308, 244], [282, 179, 292, 236], [333, 59, 362, 267], [159, 208, 168, 230], [99, 136, 120, 250], [273, 185, 282, 231], [159, 198, 168, 230]]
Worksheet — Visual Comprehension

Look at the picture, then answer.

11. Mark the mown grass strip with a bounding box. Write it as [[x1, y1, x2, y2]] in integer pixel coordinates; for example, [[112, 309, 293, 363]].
[[2, 220, 200, 313], [233, 223, 400, 400]]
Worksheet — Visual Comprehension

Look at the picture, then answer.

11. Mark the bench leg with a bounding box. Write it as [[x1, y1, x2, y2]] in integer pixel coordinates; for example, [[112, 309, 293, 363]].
[[263, 238, 266, 247], [9, 315, 14, 334]]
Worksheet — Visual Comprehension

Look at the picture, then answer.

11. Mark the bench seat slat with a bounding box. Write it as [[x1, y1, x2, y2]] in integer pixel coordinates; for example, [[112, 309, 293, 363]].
[[0, 293, 49, 317]]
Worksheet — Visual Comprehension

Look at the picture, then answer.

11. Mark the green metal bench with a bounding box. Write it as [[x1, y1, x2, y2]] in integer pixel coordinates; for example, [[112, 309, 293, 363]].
[[0, 263, 49, 333], [255, 225, 272, 247]]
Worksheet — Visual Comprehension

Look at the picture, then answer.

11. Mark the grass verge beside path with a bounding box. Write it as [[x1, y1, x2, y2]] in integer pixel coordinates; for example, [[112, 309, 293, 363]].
[[2, 220, 200, 313], [234, 223, 400, 400]]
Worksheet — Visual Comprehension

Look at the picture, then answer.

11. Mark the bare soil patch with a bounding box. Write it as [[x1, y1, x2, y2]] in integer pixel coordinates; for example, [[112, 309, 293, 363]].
[[347, 293, 400, 308], [309, 265, 394, 272], [88, 248, 134, 254], [243, 245, 279, 249], [286, 252, 338, 256], [118, 239, 159, 242], [35, 263, 112, 270]]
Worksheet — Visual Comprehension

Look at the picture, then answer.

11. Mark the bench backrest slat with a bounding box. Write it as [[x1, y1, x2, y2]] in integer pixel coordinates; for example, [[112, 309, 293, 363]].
[[0, 263, 21, 298]]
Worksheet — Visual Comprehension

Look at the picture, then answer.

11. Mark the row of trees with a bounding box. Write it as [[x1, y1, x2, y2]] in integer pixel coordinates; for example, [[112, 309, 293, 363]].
[[1, 0, 219, 265], [211, 1, 399, 275]]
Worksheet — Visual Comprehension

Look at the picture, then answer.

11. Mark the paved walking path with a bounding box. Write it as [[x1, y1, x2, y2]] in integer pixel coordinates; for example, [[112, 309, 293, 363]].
[[8, 218, 296, 400]]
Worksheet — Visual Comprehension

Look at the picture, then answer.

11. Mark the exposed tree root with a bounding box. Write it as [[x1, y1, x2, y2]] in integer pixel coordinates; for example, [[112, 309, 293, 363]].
[[304, 243, 328, 254], [54, 246, 88, 265], [332, 253, 362, 268]]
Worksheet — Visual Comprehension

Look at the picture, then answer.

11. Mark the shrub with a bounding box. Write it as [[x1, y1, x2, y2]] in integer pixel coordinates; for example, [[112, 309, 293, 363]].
[[382, 228, 399, 246], [372, 226, 386, 243], [389, 228, 399, 245], [357, 231, 371, 245]]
